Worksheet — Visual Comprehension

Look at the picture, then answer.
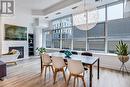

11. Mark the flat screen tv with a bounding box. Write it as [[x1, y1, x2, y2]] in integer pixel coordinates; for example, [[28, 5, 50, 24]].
[[5, 24, 27, 40]]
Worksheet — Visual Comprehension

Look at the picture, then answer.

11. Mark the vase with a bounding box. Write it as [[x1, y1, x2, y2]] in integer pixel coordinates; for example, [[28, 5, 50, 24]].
[[65, 55, 71, 58], [118, 55, 129, 63]]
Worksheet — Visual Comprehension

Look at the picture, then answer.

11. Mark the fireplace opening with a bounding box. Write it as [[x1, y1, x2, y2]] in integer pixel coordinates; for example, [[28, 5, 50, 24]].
[[9, 46, 24, 59]]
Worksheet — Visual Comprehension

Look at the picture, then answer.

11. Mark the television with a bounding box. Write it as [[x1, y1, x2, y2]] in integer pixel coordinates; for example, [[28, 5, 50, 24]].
[[5, 24, 27, 40]]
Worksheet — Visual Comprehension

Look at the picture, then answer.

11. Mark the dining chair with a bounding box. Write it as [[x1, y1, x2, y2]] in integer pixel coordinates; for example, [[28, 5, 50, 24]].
[[41, 53, 54, 75], [81, 52, 93, 72], [71, 51, 78, 55], [81, 52, 93, 56], [59, 50, 65, 53], [67, 59, 86, 87], [51, 56, 66, 84]]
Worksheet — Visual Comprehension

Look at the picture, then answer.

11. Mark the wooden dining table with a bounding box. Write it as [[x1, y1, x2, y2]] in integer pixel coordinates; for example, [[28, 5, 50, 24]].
[[41, 52, 100, 87]]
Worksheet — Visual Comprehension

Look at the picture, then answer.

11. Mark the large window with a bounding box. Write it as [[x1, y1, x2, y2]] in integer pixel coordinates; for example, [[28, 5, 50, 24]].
[[87, 22, 105, 51], [73, 27, 86, 51], [45, 32, 52, 48], [62, 28, 72, 49], [43, 1, 130, 54], [88, 38, 105, 51], [107, 3, 123, 21], [97, 7, 105, 22], [107, 17, 130, 53], [52, 29, 61, 48]]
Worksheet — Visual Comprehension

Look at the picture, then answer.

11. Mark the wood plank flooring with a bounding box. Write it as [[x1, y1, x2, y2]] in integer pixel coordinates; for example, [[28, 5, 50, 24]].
[[0, 58, 130, 87]]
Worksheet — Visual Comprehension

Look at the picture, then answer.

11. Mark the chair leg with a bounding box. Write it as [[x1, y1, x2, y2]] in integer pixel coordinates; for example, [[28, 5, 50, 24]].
[[81, 77, 86, 87], [45, 66, 47, 77], [49, 66, 51, 72], [53, 70, 57, 84], [41, 65, 44, 74], [67, 74, 71, 85], [62, 69, 66, 82], [73, 77, 76, 87], [50, 65, 54, 73], [65, 66, 67, 71]]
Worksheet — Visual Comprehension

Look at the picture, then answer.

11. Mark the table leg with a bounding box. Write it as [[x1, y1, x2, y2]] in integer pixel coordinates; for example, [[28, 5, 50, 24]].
[[40, 56, 42, 72], [89, 65, 92, 87], [97, 58, 100, 79]]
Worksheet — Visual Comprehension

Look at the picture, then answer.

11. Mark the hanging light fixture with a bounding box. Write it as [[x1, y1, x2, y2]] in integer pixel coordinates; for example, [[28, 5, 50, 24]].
[[73, 0, 99, 30]]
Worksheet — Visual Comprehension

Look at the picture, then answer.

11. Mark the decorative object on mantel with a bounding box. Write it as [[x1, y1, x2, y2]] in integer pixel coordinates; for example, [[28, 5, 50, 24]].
[[72, 0, 98, 30], [115, 40, 129, 75], [64, 50, 72, 58]]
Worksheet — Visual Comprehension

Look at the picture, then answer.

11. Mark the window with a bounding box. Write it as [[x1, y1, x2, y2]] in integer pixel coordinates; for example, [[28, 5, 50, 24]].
[[97, 7, 105, 22], [52, 29, 61, 48], [108, 40, 130, 54], [62, 28, 72, 49], [88, 38, 105, 51], [107, 3, 123, 21], [73, 27, 86, 51], [107, 17, 130, 53], [45, 32, 52, 48], [87, 22, 105, 37], [87, 22, 105, 51], [61, 16, 72, 27], [108, 18, 130, 38]]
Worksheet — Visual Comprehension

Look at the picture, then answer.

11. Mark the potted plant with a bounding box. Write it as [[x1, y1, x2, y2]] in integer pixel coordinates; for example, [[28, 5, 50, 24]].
[[115, 40, 129, 63], [36, 47, 46, 56]]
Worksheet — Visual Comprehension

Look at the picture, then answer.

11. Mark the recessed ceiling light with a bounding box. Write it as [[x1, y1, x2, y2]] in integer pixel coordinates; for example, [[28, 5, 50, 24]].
[[45, 16, 49, 19], [56, 12, 61, 15], [72, 6, 78, 9]]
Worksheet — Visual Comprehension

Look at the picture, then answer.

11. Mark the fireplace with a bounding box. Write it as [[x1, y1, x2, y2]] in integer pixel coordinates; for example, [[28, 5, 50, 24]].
[[9, 46, 24, 59]]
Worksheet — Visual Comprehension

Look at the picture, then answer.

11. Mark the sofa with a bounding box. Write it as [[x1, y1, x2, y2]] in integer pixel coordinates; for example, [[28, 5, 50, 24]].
[[0, 50, 20, 64], [0, 61, 6, 80]]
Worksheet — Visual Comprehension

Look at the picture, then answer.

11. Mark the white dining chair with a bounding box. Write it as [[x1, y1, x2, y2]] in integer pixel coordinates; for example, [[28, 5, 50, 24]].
[[51, 56, 66, 84], [67, 59, 86, 87], [41, 53, 54, 75]]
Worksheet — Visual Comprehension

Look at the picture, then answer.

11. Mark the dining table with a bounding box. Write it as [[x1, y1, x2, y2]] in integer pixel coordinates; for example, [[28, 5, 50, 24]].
[[41, 52, 100, 87]]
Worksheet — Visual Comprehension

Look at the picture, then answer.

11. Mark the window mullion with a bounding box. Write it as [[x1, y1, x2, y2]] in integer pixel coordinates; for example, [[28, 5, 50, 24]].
[[105, 5, 108, 53]]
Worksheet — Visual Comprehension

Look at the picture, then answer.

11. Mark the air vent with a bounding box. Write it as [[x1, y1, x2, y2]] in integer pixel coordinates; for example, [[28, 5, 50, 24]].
[[72, 6, 78, 9], [56, 12, 61, 15], [95, 0, 101, 2], [45, 16, 48, 19]]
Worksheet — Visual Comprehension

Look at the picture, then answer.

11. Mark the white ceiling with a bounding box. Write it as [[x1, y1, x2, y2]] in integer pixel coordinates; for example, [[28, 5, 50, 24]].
[[17, 0, 63, 10], [16, 0, 119, 20], [33, 0, 119, 20]]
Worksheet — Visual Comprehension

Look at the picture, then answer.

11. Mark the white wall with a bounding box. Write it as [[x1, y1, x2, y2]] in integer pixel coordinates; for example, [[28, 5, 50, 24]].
[[0, 0, 33, 58], [93, 53, 130, 72]]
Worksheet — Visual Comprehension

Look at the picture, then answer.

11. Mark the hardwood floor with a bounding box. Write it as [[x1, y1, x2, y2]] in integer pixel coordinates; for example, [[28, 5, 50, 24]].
[[0, 58, 130, 87]]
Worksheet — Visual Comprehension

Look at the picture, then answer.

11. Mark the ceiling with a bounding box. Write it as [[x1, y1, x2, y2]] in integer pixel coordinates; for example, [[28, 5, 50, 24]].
[[17, 0, 119, 20], [30, 0, 118, 20], [17, 0, 63, 10]]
